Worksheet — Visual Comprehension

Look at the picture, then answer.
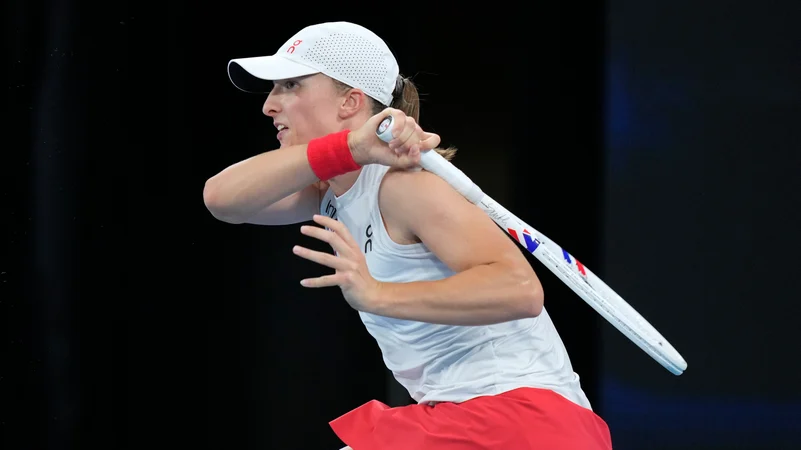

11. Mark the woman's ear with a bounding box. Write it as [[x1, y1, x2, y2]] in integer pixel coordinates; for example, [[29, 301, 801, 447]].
[[338, 88, 368, 120]]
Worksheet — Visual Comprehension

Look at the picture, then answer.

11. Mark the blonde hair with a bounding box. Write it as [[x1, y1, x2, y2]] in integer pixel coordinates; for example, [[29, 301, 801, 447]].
[[332, 75, 457, 161]]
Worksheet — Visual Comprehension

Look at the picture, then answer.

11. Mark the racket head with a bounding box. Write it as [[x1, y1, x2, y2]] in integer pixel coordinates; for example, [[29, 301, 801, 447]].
[[544, 241, 687, 374], [479, 196, 687, 375]]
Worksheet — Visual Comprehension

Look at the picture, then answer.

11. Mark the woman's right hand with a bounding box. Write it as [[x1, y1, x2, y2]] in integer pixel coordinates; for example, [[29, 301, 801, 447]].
[[348, 108, 441, 168]]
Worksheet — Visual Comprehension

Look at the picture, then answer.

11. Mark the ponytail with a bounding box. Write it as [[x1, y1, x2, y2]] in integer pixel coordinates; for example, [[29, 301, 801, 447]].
[[331, 74, 457, 161], [376, 75, 457, 161], [389, 76, 420, 123]]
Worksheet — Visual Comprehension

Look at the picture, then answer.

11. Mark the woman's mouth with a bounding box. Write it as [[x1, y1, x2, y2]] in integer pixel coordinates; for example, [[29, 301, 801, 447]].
[[276, 124, 289, 141]]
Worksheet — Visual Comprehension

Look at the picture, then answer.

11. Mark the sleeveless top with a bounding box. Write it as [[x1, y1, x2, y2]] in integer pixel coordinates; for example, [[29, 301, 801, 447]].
[[320, 163, 592, 409]]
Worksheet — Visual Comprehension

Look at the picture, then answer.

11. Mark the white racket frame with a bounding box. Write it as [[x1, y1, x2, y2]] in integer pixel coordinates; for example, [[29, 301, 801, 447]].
[[376, 117, 687, 375]]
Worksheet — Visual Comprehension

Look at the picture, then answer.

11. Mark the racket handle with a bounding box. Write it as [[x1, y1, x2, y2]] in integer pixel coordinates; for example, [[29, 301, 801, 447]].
[[376, 116, 484, 204]]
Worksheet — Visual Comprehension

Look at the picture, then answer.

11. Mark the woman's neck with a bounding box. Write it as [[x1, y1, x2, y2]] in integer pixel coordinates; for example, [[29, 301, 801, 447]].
[[328, 168, 362, 197], [325, 113, 371, 197]]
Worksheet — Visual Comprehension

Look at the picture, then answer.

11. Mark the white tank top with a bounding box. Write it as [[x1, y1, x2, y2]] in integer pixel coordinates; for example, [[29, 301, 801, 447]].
[[320, 163, 592, 410]]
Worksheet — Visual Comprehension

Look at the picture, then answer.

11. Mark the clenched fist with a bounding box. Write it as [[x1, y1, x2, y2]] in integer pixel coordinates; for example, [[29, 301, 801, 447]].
[[348, 108, 440, 168]]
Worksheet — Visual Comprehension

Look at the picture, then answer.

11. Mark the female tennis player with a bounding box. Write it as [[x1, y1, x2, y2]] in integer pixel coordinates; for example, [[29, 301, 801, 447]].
[[203, 21, 613, 450]]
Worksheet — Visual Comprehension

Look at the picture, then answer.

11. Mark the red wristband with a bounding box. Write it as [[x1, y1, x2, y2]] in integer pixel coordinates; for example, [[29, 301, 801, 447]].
[[307, 129, 361, 181]]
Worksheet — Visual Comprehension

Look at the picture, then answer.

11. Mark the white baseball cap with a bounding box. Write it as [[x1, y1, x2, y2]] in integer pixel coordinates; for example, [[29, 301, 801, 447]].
[[228, 22, 400, 106]]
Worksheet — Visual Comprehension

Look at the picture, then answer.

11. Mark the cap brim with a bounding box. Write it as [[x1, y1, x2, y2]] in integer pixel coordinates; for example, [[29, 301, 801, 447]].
[[227, 55, 320, 93]]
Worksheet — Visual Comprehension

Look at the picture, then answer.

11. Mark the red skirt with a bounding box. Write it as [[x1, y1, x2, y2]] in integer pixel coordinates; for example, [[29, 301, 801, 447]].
[[330, 387, 612, 450]]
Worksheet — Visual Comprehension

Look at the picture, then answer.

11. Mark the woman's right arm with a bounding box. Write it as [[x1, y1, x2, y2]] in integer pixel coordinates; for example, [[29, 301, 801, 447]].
[[203, 108, 438, 226], [203, 143, 323, 225]]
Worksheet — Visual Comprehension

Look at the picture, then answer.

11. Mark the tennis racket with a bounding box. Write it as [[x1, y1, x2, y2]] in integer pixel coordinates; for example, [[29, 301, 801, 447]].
[[376, 116, 687, 375]]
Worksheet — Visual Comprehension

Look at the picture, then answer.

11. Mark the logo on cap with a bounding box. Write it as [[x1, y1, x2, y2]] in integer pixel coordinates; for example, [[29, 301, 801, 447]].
[[286, 40, 303, 54]]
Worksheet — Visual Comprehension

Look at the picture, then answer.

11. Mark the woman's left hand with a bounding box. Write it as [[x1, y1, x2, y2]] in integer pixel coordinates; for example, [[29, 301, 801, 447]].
[[293, 214, 381, 312]]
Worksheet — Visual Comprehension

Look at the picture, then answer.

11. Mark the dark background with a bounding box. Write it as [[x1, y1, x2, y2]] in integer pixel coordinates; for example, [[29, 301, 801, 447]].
[[4, 0, 800, 449], [599, 1, 801, 449]]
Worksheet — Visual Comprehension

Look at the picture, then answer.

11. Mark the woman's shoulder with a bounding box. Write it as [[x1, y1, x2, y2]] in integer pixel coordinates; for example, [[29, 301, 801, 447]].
[[377, 167, 459, 219]]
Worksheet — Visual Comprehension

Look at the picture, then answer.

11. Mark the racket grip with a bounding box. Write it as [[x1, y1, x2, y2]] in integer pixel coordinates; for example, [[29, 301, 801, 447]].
[[376, 116, 484, 204]]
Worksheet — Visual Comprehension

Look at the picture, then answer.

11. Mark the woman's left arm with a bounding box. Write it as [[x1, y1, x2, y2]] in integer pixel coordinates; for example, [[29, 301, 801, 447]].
[[368, 169, 544, 325]]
